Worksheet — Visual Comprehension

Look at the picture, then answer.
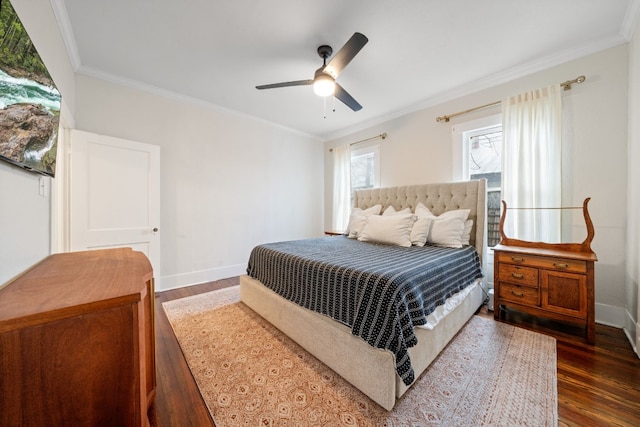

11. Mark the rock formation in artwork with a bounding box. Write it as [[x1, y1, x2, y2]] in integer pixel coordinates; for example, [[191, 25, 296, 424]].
[[0, 103, 57, 162]]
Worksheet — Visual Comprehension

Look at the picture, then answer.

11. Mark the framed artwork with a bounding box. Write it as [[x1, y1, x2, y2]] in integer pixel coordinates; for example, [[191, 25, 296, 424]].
[[0, 0, 61, 177]]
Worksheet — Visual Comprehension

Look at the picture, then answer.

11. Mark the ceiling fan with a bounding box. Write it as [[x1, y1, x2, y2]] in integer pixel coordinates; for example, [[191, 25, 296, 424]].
[[256, 32, 368, 111]]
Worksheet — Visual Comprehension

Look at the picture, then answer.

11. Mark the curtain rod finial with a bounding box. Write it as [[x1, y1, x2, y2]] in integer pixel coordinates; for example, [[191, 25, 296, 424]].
[[561, 75, 586, 91]]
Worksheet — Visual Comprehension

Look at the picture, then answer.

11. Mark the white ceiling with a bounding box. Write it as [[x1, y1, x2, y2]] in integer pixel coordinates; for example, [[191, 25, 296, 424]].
[[54, 0, 638, 140]]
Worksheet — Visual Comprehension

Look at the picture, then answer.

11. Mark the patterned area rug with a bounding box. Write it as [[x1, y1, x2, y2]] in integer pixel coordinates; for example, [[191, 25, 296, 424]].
[[163, 286, 557, 426]]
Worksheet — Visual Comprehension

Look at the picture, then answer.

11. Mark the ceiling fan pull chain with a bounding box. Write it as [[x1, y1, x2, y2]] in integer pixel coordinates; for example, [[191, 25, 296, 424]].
[[323, 96, 327, 119]]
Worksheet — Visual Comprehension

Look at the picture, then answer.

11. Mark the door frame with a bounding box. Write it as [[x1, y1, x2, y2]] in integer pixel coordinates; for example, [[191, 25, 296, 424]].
[[60, 129, 161, 278]]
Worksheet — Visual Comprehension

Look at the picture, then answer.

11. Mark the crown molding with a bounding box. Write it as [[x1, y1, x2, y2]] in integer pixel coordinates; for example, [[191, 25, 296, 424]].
[[49, 0, 81, 70], [323, 35, 628, 142], [76, 65, 322, 142], [620, 0, 640, 41]]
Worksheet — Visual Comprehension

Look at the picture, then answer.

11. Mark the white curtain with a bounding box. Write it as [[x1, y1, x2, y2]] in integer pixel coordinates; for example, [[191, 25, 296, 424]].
[[332, 144, 351, 232], [501, 84, 562, 242]]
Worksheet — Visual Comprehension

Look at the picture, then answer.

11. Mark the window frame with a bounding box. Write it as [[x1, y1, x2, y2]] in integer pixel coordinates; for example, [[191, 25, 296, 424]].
[[454, 115, 503, 250], [350, 143, 380, 193], [452, 114, 502, 287], [452, 114, 502, 182]]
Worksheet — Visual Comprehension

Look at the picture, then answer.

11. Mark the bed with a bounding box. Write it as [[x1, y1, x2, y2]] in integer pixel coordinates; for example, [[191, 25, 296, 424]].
[[240, 179, 487, 410]]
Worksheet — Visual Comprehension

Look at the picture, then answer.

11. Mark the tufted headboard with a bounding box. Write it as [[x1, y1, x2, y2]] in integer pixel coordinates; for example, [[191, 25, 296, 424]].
[[354, 179, 487, 262]]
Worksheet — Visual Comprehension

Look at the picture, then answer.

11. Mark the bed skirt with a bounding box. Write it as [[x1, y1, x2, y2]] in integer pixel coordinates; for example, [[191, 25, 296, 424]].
[[239, 274, 485, 411]]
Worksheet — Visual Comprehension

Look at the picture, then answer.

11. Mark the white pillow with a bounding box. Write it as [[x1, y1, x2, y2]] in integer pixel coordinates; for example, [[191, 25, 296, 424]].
[[410, 217, 431, 246], [346, 205, 382, 239], [382, 206, 411, 216], [414, 202, 432, 218], [414, 202, 470, 222], [358, 213, 414, 247], [427, 217, 466, 248], [461, 219, 474, 246], [413, 203, 471, 247]]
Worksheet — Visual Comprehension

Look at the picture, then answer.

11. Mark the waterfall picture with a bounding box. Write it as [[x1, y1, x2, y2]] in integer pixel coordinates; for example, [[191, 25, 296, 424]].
[[0, 0, 61, 177]]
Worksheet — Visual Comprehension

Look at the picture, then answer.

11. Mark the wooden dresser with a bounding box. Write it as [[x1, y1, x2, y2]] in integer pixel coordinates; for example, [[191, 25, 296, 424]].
[[493, 199, 597, 344], [0, 248, 156, 426]]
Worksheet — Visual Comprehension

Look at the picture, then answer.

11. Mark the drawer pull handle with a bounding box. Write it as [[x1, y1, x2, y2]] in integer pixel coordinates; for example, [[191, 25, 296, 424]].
[[511, 273, 524, 279], [511, 257, 524, 262], [553, 262, 569, 269], [511, 290, 525, 297]]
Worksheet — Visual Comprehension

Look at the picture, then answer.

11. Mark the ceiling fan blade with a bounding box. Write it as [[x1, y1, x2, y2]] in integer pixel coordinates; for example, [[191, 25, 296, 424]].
[[334, 83, 362, 111], [256, 79, 313, 90], [323, 32, 368, 79]]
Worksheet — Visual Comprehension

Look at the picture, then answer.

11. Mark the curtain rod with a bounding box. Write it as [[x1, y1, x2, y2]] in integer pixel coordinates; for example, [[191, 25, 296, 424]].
[[435, 75, 586, 123], [329, 132, 387, 151]]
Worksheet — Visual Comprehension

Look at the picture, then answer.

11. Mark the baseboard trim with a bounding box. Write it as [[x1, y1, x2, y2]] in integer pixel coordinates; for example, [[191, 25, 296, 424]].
[[156, 264, 246, 292], [595, 302, 626, 328], [627, 323, 639, 358], [635, 322, 640, 358], [625, 313, 639, 357], [595, 303, 638, 356]]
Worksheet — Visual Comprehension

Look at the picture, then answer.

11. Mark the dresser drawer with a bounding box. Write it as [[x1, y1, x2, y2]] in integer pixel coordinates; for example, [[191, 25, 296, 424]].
[[499, 283, 540, 306], [498, 264, 538, 287], [497, 252, 587, 273]]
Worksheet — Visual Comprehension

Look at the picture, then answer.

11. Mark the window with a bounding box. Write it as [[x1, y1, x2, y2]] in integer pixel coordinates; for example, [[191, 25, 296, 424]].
[[466, 126, 502, 247], [350, 144, 380, 194], [452, 115, 502, 248]]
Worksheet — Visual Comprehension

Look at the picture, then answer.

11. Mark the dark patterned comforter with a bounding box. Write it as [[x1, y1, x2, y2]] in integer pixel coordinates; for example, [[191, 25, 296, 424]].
[[246, 236, 483, 386]]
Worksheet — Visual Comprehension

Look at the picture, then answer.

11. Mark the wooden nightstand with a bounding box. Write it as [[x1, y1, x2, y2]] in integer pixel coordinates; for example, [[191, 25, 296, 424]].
[[493, 199, 597, 344]]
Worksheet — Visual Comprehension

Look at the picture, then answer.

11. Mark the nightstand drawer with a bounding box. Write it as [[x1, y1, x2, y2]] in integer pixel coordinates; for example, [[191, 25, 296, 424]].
[[499, 283, 540, 306], [498, 264, 539, 287], [497, 252, 586, 273]]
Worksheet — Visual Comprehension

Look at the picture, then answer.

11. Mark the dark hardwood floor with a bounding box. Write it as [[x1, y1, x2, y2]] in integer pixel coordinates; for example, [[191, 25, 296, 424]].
[[149, 278, 237, 427], [149, 277, 640, 427]]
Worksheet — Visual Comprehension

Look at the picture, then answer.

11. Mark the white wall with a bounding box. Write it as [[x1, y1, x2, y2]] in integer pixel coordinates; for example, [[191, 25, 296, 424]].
[[0, 165, 52, 285], [325, 45, 630, 329], [628, 17, 640, 354], [0, 0, 75, 286], [74, 75, 324, 291]]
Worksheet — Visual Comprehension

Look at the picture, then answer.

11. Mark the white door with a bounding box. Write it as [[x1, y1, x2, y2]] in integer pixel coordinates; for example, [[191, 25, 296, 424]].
[[69, 129, 160, 274]]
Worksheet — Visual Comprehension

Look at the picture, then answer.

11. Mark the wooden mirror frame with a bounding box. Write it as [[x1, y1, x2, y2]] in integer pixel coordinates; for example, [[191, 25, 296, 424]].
[[498, 197, 596, 255]]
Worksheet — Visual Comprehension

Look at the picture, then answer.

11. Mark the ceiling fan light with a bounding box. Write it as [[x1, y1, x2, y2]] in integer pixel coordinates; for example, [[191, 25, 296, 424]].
[[313, 75, 335, 97]]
